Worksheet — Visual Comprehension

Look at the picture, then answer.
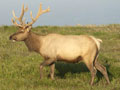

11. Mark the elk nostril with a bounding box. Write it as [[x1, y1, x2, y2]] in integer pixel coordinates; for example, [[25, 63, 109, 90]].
[[9, 36, 12, 40]]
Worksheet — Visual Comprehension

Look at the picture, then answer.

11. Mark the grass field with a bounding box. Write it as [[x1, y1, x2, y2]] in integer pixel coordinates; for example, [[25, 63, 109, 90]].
[[0, 25, 120, 90]]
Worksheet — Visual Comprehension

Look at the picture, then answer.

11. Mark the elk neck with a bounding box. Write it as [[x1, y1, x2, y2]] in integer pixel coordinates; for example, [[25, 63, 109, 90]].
[[24, 31, 42, 53]]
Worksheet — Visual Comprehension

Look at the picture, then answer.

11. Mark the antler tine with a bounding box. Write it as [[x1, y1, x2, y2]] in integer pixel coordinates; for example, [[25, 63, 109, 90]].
[[12, 10, 18, 20], [18, 4, 24, 24], [11, 18, 22, 27], [26, 3, 50, 26], [12, 4, 28, 26], [19, 4, 28, 24]]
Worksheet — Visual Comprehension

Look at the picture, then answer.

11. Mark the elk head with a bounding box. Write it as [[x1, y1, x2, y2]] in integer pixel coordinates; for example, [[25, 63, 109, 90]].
[[9, 3, 50, 42]]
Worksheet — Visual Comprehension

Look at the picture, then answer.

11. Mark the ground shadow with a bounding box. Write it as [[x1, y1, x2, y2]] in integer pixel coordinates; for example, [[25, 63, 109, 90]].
[[55, 62, 89, 78], [55, 61, 113, 82]]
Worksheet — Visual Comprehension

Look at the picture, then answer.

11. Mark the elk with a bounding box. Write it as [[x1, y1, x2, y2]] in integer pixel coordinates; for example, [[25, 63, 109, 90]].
[[9, 3, 110, 85]]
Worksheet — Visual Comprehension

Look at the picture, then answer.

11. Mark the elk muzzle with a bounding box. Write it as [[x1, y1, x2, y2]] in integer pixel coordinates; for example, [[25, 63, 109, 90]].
[[9, 34, 17, 42]]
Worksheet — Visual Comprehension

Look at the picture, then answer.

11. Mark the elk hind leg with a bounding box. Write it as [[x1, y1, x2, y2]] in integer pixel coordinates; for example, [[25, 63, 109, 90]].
[[95, 61, 110, 84], [84, 59, 97, 85], [88, 63, 97, 85]]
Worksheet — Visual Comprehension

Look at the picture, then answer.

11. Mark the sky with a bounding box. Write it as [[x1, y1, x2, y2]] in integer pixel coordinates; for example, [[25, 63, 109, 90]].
[[0, 0, 120, 26]]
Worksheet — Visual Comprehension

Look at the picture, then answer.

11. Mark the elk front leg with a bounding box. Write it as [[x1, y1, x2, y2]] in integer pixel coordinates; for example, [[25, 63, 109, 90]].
[[50, 63, 55, 80], [40, 59, 55, 79]]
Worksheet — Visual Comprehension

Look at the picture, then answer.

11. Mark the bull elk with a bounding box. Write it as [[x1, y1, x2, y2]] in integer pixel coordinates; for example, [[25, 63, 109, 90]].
[[9, 3, 110, 85]]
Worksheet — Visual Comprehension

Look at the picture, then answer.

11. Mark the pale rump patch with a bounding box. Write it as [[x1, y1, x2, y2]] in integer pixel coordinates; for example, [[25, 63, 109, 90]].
[[89, 36, 102, 50], [97, 39, 102, 43]]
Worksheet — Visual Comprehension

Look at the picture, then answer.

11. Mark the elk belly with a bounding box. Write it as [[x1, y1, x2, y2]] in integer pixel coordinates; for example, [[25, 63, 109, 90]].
[[56, 44, 84, 62]]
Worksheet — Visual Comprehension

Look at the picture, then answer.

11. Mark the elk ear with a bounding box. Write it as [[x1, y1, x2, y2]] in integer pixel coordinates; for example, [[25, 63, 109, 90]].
[[26, 25, 32, 32]]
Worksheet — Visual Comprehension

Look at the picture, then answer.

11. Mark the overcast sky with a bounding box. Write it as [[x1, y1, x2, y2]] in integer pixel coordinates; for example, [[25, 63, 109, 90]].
[[0, 0, 120, 26]]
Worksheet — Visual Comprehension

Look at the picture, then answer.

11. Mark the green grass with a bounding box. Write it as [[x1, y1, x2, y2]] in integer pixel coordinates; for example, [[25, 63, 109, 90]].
[[0, 25, 120, 90]]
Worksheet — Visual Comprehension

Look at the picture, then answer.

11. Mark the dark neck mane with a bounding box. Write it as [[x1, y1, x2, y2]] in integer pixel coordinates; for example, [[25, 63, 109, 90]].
[[24, 32, 41, 53]]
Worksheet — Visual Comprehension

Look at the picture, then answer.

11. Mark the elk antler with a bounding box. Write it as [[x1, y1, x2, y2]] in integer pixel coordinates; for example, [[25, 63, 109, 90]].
[[11, 4, 28, 27], [11, 3, 50, 27], [26, 3, 50, 26]]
